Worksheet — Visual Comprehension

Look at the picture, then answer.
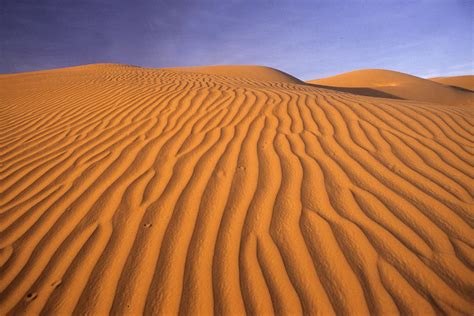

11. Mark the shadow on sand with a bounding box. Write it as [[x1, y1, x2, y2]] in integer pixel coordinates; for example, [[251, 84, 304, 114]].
[[306, 83, 404, 100]]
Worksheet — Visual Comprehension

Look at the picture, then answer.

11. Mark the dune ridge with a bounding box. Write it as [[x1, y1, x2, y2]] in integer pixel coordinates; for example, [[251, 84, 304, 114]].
[[308, 69, 474, 106], [430, 75, 474, 92], [1, 64, 473, 315], [166, 65, 302, 84]]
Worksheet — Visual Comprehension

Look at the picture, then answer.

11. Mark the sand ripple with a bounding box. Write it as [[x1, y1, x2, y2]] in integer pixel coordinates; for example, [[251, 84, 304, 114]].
[[1, 64, 473, 315]]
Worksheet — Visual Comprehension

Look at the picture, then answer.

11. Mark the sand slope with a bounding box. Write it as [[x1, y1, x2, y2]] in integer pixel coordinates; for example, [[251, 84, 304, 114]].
[[167, 65, 302, 84], [430, 75, 474, 92], [308, 69, 474, 106], [1, 64, 473, 315]]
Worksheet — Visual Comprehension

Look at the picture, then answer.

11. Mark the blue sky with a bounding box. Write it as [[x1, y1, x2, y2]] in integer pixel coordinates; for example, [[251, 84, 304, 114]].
[[0, 0, 472, 79]]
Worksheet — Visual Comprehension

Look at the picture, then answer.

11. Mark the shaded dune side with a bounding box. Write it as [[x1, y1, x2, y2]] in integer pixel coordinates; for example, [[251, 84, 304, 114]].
[[0, 65, 474, 315], [430, 75, 474, 92], [308, 69, 474, 106]]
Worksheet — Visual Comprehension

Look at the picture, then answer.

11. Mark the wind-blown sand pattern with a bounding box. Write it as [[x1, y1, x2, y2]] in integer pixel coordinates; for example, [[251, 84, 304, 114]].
[[1, 64, 473, 315]]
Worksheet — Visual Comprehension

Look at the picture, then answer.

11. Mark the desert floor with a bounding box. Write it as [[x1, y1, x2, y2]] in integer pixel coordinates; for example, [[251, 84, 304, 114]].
[[1, 64, 473, 315]]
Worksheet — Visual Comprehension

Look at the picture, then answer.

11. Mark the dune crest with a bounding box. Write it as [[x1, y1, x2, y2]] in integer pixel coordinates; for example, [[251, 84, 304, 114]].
[[309, 69, 474, 106], [430, 75, 474, 92], [1, 64, 473, 315], [166, 65, 302, 84]]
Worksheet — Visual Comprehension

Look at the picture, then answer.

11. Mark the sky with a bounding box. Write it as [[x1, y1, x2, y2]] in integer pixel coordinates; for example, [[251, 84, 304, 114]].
[[0, 0, 472, 79]]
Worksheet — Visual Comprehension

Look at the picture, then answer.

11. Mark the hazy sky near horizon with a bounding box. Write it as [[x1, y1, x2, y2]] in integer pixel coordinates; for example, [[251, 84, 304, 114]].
[[1, 0, 472, 79]]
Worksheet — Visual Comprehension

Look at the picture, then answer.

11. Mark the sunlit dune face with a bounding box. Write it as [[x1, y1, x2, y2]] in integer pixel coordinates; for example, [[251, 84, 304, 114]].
[[374, 82, 400, 87], [308, 69, 474, 106]]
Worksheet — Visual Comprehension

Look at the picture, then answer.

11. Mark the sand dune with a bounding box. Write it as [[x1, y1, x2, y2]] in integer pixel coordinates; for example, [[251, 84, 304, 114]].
[[430, 75, 474, 92], [167, 65, 302, 84], [1, 64, 473, 315], [308, 69, 474, 106]]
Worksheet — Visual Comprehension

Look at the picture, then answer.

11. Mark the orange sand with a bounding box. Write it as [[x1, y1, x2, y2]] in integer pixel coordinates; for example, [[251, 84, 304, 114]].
[[167, 65, 302, 84], [430, 75, 474, 92], [1, 64, 473, 315], [309, 69, 474, 106]]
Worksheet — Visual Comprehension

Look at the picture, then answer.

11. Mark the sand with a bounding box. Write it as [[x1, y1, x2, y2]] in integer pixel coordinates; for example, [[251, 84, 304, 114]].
[[430, 75, 474, 92], [167, 65, 302, 83], [1, 63, 473, 315], [309, 69, 474, 106]]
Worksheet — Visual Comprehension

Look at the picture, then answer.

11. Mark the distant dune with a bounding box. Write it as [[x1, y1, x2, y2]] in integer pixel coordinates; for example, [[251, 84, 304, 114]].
[[308, 69, 474, 106], [1, 64, 473, 315], [430, 75, 474, 92]]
